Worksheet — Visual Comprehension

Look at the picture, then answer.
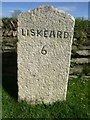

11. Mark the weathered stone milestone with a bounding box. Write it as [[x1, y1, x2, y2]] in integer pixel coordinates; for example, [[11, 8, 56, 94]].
[[18, 5, 75, 104]]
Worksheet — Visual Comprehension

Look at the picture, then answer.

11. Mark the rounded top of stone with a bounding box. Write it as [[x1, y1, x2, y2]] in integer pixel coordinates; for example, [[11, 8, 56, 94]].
[[29, 4, 75, 21], [18, 4, 75, 23]]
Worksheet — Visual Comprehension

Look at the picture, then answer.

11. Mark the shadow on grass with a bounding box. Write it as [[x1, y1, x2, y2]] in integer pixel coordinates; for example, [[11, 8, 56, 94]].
[[2, 51, 18, 100]]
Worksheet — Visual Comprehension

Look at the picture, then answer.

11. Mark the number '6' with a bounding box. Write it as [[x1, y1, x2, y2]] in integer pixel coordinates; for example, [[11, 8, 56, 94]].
[[41, 46, 47, 55]]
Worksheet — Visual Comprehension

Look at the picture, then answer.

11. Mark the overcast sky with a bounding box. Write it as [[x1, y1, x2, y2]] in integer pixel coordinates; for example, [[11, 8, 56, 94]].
[[1, 2, 89, 19]]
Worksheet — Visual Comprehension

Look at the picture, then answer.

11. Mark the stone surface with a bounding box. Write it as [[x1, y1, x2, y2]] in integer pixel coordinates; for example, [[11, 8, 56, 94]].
[[69, 75, 90, 80], [13, 31, 17, 37], [72, 58, 90, 64], [70, 66, 83, 75], [18, 5, 75, 104], [69, 75, 78, 79], [79, 46, 90, 50], [76, 50, 90, 56]]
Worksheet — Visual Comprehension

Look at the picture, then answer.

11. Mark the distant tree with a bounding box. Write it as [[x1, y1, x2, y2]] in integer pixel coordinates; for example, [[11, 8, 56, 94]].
[[11, 10, 22, 18], [73, 17, 89, 45]]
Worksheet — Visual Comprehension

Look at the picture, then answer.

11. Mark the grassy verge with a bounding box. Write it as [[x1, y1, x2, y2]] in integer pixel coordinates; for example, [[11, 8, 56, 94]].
[[2, 78, 90, 119]]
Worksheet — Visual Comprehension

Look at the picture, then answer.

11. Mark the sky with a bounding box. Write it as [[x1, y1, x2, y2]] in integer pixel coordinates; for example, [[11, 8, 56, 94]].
[[1, 2, 89, 19], [1, 0, 90, 2]]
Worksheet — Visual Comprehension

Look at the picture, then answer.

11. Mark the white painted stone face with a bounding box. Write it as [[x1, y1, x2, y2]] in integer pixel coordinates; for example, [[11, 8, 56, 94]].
[[18, 5, 75, 104]]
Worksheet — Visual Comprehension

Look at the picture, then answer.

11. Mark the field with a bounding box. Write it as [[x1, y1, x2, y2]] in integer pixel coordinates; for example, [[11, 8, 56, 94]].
[[2, 76, 90, 118]]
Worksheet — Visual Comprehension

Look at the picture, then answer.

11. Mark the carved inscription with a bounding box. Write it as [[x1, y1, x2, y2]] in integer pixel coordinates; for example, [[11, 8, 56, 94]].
[[41, 45, 47, 55], [21, 28, 69, 38]]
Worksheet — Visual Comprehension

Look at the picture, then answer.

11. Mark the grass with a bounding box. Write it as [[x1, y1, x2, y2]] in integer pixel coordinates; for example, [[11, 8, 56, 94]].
[[2, 78, 90, 119]]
